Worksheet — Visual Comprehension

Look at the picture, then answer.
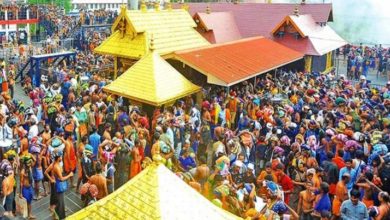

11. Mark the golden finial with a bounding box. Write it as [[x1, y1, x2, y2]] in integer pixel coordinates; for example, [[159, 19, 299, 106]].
[[206, 4, 211, 14], [149, 34, 155, 51], [166, 1, 172, 11], [267, 0, 272, 3], [293, 5, 299, 16], [181, 3, 189, 11], [120, 4, 127, 14], [141, 0, 147, 12], [233, 0, 239, 4], [154, 1, 160, 11]]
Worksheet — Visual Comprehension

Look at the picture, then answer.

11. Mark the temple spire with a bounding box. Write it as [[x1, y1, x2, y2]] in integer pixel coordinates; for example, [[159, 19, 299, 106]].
[[181, 3, 189, 11], [166, 2, 172, 11], [206, 5, 211, 14], [293, 5, 299, 16], [140, 0, 147, 12], [149, 34, 155, 52], [154, 1, 160, 11]]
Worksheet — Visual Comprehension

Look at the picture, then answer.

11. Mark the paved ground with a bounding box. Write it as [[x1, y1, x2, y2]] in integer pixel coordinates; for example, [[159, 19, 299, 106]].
[[335, 56, 387, 86], [12, 85, 84, 219]]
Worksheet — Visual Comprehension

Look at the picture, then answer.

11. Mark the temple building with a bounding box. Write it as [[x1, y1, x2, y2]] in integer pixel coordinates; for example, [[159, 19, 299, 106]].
[[271, 8, 347, 73], [93, 3, 210, 78], [175, 2, 346, 73]]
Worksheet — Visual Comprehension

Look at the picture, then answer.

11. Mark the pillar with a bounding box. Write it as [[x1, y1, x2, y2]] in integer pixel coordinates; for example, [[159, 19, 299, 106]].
[[35, 60, 41, 87], [326, 52, 332, 71], [304, 56, 312, 73], [26, 9, 30, 44], [5, 10, 8, 42], [114, 57, 118, 79]]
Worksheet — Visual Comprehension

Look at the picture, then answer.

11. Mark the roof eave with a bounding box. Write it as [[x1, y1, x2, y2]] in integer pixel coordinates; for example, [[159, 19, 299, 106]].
[[226, 56, 303, 87], [172, 54, 229, 86], [103, 86, 201, 106]]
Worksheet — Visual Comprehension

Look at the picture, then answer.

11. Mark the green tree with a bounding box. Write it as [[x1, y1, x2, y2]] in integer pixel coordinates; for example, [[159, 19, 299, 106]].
[[27, 0, 72, 13]]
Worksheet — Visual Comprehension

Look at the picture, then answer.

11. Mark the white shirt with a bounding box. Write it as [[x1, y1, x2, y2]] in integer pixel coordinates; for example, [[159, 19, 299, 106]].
[[0, 104, 9, 115], [28, 124, 39, 140]]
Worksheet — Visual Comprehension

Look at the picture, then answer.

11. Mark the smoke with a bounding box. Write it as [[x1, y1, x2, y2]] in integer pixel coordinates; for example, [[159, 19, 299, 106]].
[[271, 0, 390, 46]]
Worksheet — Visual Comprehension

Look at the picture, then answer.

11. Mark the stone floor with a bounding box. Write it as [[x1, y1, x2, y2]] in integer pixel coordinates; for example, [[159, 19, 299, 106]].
[[12, 85, 84, 220], [335, 56, 388, 86]]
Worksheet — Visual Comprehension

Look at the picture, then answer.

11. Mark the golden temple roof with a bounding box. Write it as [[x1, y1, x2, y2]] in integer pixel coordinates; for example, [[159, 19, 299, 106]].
[[102, 50, 201, 106], [68, 164, 242, 220], [94, 8, 210, 59]]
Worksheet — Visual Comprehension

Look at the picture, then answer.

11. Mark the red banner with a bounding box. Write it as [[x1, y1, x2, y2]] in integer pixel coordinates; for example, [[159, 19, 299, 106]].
[[0, 19, 38, 25]]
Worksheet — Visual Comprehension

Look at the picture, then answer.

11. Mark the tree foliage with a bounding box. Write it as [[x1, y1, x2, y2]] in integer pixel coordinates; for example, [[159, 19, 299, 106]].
[[27, 0, 72, 13]]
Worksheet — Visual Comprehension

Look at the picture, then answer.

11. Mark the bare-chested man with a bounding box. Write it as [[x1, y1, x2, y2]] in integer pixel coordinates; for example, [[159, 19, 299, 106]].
[[52, 153, 73, 220], [332, 173, 349, 220], [193, 156, 210, 192], [298, 182, 315, 220], [20, 155, 36, 219]]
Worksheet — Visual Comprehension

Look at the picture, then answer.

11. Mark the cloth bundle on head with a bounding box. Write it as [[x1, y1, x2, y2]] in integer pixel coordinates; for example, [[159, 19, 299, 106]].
[[215, 156, 230, 174], [227, 139, 241, 155], [30, 145, 41, 154], [335, 97, 346, 106], [265, 180, 279, 196], [371, 131, 383, 145], [272, 201, 287, 214], [159, 141, 171, 154], [306, 89, 316, 96], [273, 146, 284, 154], [280, 136, 291, 146], [326, 128, 336, 136], [52, 150, 63, 158], [334, 134, 348, 143], [307, 168, 316, 176], [233, 160, 243, 168], [20, 153, 33, 164], [344, 140, 361, 151], [373, 144, 388, 155], [295, 134, 304, 143], [3, 149, 16, 160], [51, 137, 63, 148], [307, 135, 318, 149], [84, 144, 93, 156]]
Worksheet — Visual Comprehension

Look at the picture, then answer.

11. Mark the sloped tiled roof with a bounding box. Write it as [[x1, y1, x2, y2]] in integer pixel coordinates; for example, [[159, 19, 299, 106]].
[[194, 11, 242, 44], [174, 36, 303, 87], [95, 8, 210, 59], [94, 31, 147, 59], [272, 14, 347, 56], [173, 3, 333, 38], [68, 164, 242, 220], [103, 51, 201, 106]]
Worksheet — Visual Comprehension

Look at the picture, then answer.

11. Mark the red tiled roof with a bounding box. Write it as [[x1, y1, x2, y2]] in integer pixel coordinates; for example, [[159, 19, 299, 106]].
[[174, 37, 303, 86], [174, 3, 333, 38], [272, 14, 347, 56], [194, 12, 242, 44]]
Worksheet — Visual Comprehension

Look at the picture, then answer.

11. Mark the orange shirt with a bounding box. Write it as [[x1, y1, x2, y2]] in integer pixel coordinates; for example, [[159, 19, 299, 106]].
[[64, 140, 77, 173], [228, 98, 238, 113], [313, 174, 322, 190]]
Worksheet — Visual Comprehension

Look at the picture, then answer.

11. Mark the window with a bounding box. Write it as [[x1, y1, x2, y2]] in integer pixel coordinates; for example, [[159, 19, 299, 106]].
[[108, 4, 111, 8], [95, 4, 98, 9]]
